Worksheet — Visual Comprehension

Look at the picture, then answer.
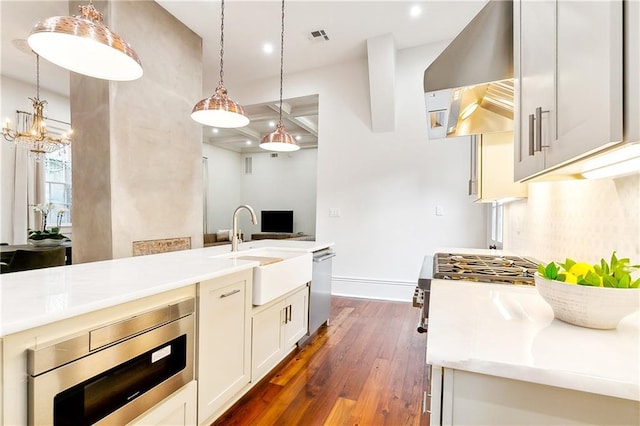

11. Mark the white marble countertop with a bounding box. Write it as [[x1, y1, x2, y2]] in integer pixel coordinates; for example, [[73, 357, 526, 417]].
[[0, 240, 333, 337], [426, 279, 640, 401]]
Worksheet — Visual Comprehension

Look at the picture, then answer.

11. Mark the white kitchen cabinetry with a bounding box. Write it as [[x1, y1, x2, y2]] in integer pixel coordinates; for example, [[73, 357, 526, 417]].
[[514, 0, 553, 181], [430, 367, 639, 425], [128, 381, 197, 426], [197, 270, 252, 425], [473, 131, 527, 202], [514, 0, 623, 181], [251, 285, 309, 382]]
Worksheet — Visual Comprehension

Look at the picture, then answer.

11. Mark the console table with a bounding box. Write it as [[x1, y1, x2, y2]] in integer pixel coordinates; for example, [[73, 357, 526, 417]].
[[0, 242, 72, 265], [251, 233, 311, 241]]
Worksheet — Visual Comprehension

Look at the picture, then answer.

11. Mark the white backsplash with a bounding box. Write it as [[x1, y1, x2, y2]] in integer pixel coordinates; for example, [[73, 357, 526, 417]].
[[504, 173, 640, 264]]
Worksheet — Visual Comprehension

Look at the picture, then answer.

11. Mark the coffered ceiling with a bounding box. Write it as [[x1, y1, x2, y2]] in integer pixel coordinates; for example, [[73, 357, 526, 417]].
[[204, 94, 319, 153]]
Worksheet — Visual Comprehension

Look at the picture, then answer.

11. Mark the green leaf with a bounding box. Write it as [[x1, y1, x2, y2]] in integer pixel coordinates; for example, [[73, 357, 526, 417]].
[[602, 275, 617, 288], [559, 258, 575, 272], [631, 278, 640, 289], [593, 264, 603, 276], [578, 271, 601, 287], [563, 258, 576, 271], [600, 258, 609, 275], [618, 274, 630, 289], [545, 262, 558, 280], [537, 264, 546, 276], [557, 273, 568, 282], [611, 251, 618, 270]]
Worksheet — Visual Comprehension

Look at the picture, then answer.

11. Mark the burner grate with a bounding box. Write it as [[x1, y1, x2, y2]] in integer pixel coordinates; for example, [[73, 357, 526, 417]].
[[434, 252, 538, 285]]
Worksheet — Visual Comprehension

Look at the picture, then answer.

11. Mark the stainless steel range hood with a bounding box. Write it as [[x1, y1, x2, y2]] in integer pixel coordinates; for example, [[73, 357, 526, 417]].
[[424, 0, 514, 139]]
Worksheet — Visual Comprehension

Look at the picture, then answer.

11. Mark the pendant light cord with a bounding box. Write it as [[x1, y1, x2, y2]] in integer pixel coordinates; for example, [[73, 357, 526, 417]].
[[219, 0, 225, 86], [278, 0, 285, 125], [36, 54, 40, 100]]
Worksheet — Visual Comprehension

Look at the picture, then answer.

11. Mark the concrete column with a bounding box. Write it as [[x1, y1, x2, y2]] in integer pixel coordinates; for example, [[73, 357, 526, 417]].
[[71, 0, 203, 263]]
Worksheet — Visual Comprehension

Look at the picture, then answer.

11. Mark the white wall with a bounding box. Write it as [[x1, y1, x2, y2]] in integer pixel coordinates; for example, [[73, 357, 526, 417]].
[[0, 75, 70, 244], [202, 144, 318, 238], [240, 149, 317, 238], [202, 144, 242, 232], [230, 40, 488, 301]]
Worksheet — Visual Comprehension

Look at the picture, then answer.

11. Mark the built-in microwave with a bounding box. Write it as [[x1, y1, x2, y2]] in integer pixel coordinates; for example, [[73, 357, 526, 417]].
[[27, 298, 195, 425]]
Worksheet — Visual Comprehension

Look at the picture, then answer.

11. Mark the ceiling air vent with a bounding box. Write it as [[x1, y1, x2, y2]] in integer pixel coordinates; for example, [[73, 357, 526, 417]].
[[270, 153, 279, 158], [309, 30, 329, 42]]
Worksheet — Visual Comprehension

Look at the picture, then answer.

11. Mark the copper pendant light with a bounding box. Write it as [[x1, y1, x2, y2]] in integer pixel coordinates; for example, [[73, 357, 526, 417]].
[[191, 0, 249, 128], [260, 0, 299, 152], [27, 0, 142, 81]]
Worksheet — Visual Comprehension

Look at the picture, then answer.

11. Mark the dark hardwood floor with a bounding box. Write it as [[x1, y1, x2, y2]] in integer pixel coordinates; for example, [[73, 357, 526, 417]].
[[213, 296, 428, 426]]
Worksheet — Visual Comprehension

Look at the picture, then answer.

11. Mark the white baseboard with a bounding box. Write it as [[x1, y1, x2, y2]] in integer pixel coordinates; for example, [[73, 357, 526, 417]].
[[331, 276, 415, 302]]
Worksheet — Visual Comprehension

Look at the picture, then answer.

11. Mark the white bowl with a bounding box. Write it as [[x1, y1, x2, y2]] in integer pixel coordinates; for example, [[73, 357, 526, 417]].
[[535, 274, 640, 329], [28, 238, 67, 247]]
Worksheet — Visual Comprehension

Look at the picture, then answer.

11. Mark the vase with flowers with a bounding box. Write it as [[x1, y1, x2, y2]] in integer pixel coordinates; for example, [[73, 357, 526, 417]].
[[28, 203, 70, 246]]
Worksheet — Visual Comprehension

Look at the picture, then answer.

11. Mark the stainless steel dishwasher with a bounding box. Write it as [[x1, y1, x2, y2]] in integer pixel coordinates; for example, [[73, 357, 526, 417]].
[[304, 247, 335, 341]]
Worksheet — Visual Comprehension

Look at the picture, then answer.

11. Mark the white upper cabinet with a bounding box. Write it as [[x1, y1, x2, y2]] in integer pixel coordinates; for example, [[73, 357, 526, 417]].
[[476, 132, 528, 202], [514, 0, 555, 181], [514, 0, 623, 181]]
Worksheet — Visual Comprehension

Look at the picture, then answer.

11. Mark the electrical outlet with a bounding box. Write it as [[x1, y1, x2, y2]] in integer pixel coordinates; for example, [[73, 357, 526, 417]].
[[435, 205, 444, 216], [329, 208, 341, 217]]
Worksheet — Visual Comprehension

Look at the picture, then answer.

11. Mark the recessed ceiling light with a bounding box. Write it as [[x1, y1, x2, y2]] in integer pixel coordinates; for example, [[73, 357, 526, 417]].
[[410, 5, 422, 18], [263, 43, 274, 54], [269, 121, 275, 128], [212, 128, 219, 133], [246, 140, 252, 145], [295, 135, 301, 141]]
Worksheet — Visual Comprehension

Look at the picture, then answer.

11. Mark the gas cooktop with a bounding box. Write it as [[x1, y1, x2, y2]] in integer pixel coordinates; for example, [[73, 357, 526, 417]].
[[433, 252, 538, 285]]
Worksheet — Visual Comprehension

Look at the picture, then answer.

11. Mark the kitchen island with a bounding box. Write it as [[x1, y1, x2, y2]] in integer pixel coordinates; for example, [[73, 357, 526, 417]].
[[0, 239, 332, 425], [0, 239, 330, 336], [426, 279, 640, 425]]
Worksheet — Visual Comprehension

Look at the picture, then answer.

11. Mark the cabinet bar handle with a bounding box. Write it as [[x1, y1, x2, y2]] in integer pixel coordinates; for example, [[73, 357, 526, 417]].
[[288, 305, 292, 322], [528, 113, 535, 156], [535, 107, 542, 152], [220, 289, 241, 298]]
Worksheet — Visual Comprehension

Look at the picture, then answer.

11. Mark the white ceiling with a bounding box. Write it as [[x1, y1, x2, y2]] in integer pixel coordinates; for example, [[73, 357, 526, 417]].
[[0, 0, 485, 152]]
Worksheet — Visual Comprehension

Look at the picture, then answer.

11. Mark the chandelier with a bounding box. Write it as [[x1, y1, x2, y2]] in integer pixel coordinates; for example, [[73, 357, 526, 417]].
[[260, 0, 299, 152], [2, 54, 72, 159]]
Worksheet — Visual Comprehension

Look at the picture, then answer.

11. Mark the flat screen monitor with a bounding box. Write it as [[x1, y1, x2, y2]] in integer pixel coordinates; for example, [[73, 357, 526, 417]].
[[261, 210, 293, 233]]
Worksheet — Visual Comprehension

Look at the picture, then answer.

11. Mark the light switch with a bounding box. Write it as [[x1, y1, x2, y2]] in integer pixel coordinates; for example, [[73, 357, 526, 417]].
[[435, 205, 444, 216], [329, 208, 341, 217]]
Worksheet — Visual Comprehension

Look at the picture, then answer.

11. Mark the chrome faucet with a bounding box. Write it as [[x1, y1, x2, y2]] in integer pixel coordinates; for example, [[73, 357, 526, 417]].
[[231, 205, 258, 251]]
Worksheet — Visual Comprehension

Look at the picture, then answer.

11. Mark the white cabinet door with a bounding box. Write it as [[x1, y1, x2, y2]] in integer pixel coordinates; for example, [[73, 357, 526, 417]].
[[283, 286, 309, 349], [251, 300, 285, 381], [478, 132, 528, 202], [551, 0, 623, 165], [128, 381, 197, 426], [197, 271, 251, 425], [439, 368, 639, 425], [515, 0, 623, 181], [514, 0, 555, 181], [251, 285, 309, 382]]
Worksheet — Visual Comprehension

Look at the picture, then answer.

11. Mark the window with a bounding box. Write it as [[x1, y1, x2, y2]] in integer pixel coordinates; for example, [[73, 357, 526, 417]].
[[489, 201, 504, 249], [45, 144, 72, 225]]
